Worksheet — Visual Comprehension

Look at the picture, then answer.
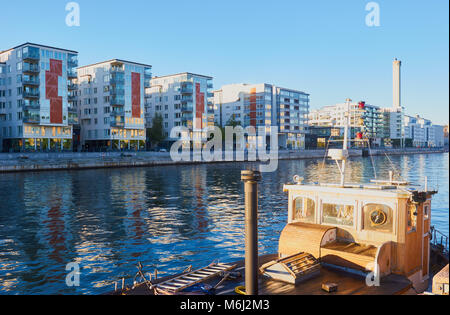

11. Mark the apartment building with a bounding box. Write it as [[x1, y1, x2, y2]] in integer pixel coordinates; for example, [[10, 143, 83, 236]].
[[144, 73, 214, 144], [75, 59, 151, 151], [381, 107, 405, 146], [404, 115, 444, 148], [0, 43, 78, 152], [308, 101, 384, 144], [214, 83, 309, 149]]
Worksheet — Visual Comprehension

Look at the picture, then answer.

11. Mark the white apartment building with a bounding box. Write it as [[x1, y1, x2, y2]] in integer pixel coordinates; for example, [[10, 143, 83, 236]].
[[381, 107, 405, 146], [75, 59, 151, 151], [404, 115, 444, 147], [0, 43, 78, 152], [214, 83, 309, 149], [308, 101, 384, 143], [145, 72, 214, 144]]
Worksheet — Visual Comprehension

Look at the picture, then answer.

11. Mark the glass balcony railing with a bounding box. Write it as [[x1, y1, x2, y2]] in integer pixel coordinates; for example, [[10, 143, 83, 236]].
[[23, 77, 40, 86], [22, 47, 40, 62], [110, 67, 124, 74], [68, 95, 77, 102], [181, 104, 193, 112], [68, 83, 77, 90], [110, 88, 125, 96], [23, 110, 40, 124], [111, 96, 125, 106], [110, 116, 125, 127], [110, 74, 125, 85], [23, 63, 40, 74], [67, 70, 77, 78], [23, 90, 40, 98], [181, 96, 193, 102], [181, 82, 193, 94]]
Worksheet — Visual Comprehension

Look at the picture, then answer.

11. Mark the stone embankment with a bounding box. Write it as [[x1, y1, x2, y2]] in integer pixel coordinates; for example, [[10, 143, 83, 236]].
[[0, 148, 446, 173]]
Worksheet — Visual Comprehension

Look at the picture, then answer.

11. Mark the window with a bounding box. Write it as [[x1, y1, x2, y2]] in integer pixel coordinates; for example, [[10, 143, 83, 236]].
[[293, 197, 315, 223], [363, 204, 393, 233], [424, 204, 429, 220], [407, 203, 417, 232], [322, 203, 354, 227]]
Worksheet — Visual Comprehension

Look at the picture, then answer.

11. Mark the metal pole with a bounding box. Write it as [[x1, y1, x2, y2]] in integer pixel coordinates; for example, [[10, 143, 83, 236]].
[[241, 170, 261, 296]]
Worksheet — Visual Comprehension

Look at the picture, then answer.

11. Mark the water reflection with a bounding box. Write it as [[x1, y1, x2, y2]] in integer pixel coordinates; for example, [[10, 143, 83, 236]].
[[0, 153, 448, 294]]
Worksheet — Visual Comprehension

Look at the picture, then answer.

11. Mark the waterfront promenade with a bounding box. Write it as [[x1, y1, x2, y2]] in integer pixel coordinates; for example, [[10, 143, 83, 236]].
[[0, 148, 447, 173]]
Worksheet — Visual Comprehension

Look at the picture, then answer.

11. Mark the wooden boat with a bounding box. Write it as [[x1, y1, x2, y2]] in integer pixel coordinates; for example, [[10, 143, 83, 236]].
[[116, 99, 448, 296]]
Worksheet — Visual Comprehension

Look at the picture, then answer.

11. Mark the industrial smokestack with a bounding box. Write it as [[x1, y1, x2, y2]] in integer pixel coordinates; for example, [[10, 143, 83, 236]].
[[393, 58, 402, 110]]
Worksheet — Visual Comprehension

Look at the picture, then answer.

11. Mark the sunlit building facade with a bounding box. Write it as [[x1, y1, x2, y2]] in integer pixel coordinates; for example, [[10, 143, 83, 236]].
[[76, 59, 151, 151], [0, 43, 78, 152], [144, 73, 214, 143], [214, 83, 309, 149]]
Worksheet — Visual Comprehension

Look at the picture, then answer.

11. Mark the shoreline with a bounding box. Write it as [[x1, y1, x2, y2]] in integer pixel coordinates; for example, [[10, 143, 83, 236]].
[[0, 148, 447, 173]]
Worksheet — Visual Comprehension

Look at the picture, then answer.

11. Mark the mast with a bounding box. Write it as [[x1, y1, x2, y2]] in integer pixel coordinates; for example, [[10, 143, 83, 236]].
[[340, 98, 351, 186]]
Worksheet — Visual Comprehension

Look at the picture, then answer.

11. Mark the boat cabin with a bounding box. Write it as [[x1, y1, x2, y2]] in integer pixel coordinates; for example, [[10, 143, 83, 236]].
[[280, 180, 436, 292]]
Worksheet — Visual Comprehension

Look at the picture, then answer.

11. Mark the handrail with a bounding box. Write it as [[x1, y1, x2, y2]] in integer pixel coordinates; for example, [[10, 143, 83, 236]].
[[431, 226, 449, 254]]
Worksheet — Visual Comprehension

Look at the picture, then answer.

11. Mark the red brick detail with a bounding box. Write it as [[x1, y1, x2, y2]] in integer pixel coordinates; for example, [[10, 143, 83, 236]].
[[195, 83, 204, 129], [46, 59, 63, 124], [131, 72, 141, 118]]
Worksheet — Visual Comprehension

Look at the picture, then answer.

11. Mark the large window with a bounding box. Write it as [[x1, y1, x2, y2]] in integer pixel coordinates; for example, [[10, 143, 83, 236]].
[[322, 203, 354, 227], [363, 204, 393, 233], [293, 197, 315, 223]]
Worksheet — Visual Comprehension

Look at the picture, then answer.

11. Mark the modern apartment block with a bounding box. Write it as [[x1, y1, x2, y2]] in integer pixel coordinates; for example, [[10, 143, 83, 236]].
[[213, 83, 309, 149], [0, 43, 78, 152], [308, 101, 384, 143], [75, 59, 151, 151], [404, 115, 444, 148], [381, 107, 404, 146], [144, 73, 214, 144]]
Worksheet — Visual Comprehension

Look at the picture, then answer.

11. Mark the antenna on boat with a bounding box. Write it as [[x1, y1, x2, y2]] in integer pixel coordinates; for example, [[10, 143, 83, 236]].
[[328, 98, 352, 187]]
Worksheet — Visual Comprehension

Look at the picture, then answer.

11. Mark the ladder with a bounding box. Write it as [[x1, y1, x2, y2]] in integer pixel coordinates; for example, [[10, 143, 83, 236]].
[[155, 262, 237, 294]]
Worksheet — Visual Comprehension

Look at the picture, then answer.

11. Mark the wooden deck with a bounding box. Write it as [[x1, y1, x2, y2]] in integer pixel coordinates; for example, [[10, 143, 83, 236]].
[[115, 254, 412, 295]]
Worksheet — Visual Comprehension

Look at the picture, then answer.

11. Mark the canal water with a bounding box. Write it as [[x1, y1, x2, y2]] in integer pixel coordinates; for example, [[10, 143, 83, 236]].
[[0, 153, 448, 294]]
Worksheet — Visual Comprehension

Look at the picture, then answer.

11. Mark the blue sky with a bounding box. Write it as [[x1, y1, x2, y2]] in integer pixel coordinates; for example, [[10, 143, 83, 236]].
[[1, 0, 448, 124]]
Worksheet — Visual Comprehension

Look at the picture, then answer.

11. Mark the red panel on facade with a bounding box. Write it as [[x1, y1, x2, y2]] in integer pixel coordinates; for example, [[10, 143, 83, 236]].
[[131, 72, 141, 118], [250, 88, 257, 127], [46, 59, 63, 124], [195, 83, 204, 129]]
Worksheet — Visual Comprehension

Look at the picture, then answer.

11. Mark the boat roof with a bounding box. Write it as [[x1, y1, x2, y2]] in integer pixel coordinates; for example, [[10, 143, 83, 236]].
[[283, 182, 431, 199]]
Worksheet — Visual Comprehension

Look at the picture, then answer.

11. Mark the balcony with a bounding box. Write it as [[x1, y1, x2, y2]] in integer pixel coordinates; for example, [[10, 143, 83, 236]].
[[23, 77, 40, 86], [23, 110, 40, 124], [181, 104, 193, 112], [207, 83, 213, 89], [111, 108, 125, 116], [22, 50, 40, 62], [110, 116, 125, 128], [23, 63, 40, 74], [110, 74, 125, 85], [68, 95, 77, 102], [110, 88, 125, 96], [67, 70, 77, 79], [181, 82, 193, 94], [181, 95, 193, 102], [111, 96, 125, 106], [23, 90, 40, 99], [68, 83, 77, 90]]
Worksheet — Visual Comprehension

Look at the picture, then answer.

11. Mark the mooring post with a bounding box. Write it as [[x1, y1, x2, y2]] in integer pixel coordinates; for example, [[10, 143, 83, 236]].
[[241, 169, 261, 295]]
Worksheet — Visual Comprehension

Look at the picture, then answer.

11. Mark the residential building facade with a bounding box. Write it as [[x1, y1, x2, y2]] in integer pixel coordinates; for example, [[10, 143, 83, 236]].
[[214, 83, 309, 149], [75, 59, 151, 151], [145, 73, 214, 145], [0, 43, 78, 152], [308, 101, 384, 145], [404, 115, 444, 148]]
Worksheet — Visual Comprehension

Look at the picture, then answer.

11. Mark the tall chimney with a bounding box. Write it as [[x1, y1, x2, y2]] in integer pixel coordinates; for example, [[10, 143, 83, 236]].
[[393, 58, 402, 110]]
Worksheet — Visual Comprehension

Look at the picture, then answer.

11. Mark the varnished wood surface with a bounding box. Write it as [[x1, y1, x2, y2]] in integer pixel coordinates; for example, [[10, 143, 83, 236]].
[[116, 254, 412, 295]]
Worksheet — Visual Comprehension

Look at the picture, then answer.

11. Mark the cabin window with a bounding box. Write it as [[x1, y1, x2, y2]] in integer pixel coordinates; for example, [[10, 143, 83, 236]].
[[363, 204, 393, 233], [322, 203, 354, 227], [424, 205, 429, 220], [293, 197, 315, 223], [407, 203, 417, 233]]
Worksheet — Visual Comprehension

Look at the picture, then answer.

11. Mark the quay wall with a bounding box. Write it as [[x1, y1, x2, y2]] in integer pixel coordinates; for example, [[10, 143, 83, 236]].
[[0, 148, 447, 173]]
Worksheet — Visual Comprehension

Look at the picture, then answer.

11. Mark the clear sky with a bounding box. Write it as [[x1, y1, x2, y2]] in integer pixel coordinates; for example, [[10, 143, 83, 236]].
[[1, 0, 448, 124]]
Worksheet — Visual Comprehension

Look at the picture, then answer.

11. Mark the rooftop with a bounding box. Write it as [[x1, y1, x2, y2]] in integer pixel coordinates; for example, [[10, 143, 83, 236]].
[[0, 42, 78, 55], [78, 59, 152, 70]]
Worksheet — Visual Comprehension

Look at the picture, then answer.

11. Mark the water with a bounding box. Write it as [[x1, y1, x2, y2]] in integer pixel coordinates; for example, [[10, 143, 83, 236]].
[[0, 153, 448, 294]]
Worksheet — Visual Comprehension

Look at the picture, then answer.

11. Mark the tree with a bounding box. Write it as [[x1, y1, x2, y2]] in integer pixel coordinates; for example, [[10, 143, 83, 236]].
[[147, 113, 165, 148]]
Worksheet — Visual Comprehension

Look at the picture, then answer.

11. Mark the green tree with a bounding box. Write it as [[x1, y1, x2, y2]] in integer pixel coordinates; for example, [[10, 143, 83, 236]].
[[147, 113, 165, 148]]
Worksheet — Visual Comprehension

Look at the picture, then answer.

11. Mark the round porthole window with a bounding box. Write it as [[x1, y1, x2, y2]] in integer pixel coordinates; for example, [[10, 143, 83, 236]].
[[370, 209, 387, 226]]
